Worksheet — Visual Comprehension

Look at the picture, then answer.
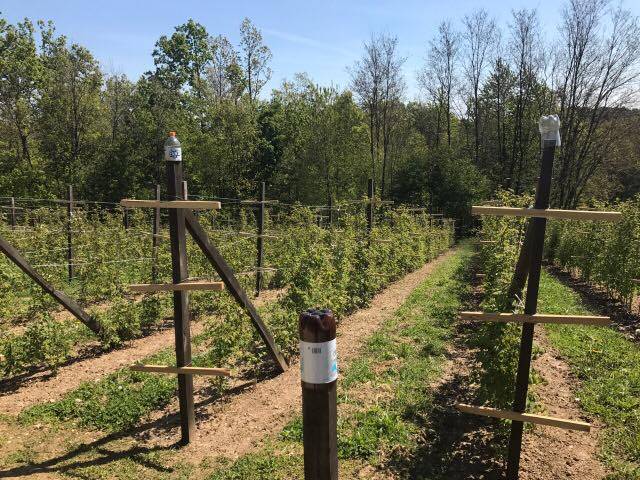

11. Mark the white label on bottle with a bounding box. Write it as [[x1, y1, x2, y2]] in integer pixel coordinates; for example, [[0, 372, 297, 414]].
[[299, 339, 338, 384], [165, 146, 182, 162]]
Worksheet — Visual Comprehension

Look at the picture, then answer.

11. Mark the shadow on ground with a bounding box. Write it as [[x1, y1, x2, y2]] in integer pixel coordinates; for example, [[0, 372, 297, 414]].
[[385, 248, 506, 479], [0, 380, 256, 479]]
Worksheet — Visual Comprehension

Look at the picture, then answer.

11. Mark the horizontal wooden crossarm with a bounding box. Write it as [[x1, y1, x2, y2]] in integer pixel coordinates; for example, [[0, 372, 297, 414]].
[[459, 311, 610, 326], [120, 199, 221, 210], [131, 364, 231, 376], [471, 206, 622, 222], [128, 280, 225, 292], [478, 240, 497, 244], [455, 404, 591, 432]]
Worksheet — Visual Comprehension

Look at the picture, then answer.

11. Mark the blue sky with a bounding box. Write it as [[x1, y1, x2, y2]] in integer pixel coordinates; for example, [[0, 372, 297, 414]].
[[3, 0, 640, 99]]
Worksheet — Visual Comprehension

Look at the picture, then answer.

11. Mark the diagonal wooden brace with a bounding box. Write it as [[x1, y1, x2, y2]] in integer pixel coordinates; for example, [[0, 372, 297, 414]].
[[184, 211, 289, 373]]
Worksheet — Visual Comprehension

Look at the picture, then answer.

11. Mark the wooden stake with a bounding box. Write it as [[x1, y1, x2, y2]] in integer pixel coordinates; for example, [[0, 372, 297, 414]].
[[151, 185, 161, 283], [120, 199, 221, 210], [256, 182, 265, 297], [128, 280, 224, 292], [131, 365, 230, 376], [506, 138, 555, 480], [67, 185, 74, 281], [366, 178, 374, 234], [10, 197, 16, 229], [471, 206, 622, 222], [456, 404, 590, 432], [300, 309, 338, 480], [166, 157, 195, 445], [459, 311, 610, 326]]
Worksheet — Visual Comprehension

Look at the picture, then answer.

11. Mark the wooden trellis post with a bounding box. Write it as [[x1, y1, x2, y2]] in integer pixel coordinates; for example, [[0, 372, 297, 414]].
[[366, 178, 374, 233], [166, 146, 196, 443], [151, 184, 161, 283], [10, 197, 16, 229], [67, 185, 74, 281], [255, 182, 266, 296], [121, 132, 287, 445], [457, 115, 623, 479]]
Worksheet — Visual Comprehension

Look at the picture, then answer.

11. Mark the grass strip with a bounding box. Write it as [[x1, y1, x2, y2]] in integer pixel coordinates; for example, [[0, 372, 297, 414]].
[[538, 269, 640, 479]]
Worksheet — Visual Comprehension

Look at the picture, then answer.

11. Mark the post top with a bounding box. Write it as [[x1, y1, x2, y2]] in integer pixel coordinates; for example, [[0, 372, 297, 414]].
[[168, 131, 176, 137]]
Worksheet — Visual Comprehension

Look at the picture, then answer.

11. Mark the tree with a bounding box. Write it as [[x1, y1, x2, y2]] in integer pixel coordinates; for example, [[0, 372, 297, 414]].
[[462, 9, 497, 166], [479, 57, 516, 186], [38, 26, 103, 192], [152, 19, 213, 95], [508, 8, 543, 194], [239, 18, 272, 103], [419, 21, 459, 147], [0, 18, 42, 166], [350, 33, 405, 197], [207, 34, 244, 102], [552, 0, 640, 208]]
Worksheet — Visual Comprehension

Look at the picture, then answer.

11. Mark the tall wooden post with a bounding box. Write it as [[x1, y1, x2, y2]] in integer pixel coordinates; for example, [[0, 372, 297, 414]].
[[67, 185, 74, 281], [151, 184, 161, 283], [10, 197, 16, 229], [366, 178, 374, 234], [506, 136, 557, 479], [166, 145, 195, 444], [123, 207, 130, 230], [255, 182, 266, 297], [300, 308, 338, 480]]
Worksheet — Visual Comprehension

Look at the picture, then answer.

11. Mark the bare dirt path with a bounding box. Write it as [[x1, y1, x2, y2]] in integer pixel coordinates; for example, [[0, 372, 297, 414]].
[[519, 327, 609, 480], [137, 249, 457, 462], [0, 289, 282, 415]]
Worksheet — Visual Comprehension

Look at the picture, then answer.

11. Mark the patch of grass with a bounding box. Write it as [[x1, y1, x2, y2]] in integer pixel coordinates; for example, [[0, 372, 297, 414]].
[[20, 349, 177, 432], [206, 244, 473, 479], [538, 270, 640, 479], [207, 447, 303, 480]]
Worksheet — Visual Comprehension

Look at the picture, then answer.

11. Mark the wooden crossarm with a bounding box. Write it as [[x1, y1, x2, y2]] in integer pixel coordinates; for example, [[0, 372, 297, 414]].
[[478, 240, 497, 244], [131, 364, 231, 376], [471, 206, 622, 222], [128, 280, 224, 292], [120, 199, 221, 210], [459, 311, 610, 326], [455, 404, 591, 432], [633, 279, 640, 284]]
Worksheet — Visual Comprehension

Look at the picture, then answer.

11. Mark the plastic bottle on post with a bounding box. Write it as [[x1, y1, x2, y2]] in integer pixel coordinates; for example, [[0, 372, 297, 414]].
[[164, 131, 182, 162]]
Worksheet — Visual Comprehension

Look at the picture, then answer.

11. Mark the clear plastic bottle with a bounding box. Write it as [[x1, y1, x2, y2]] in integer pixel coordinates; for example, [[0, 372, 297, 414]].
[[164, 131, 182, 162]]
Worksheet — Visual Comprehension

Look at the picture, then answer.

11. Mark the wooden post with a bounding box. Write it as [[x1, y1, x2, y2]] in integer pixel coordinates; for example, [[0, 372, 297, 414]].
[[166, 144, 195, 445], [67, 185, 74, 281], [327, 196, 333, 228], [255, 182, 265, 297], [506, 137, 556, 479], [10, 197, 16, 229], [123, 207, 130, 230], [300, 308, 338, 480], [151, 184, 161, 283], [366, 178, 374, 234]]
